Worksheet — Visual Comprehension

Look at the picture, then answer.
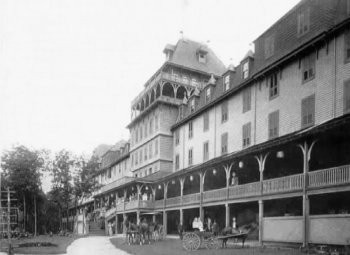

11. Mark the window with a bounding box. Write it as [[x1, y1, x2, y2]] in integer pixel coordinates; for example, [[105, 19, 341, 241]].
[[242, 61, 249, 79], [268, 110, 279, 139], [221, 101, 228, 123], [131, 154, 134, 167], [224, 75, 230, 91], [203, 141, 209, 161], [155, 114, 159, 131], [265, 34, 275, 59], [297, 8, 310, 37], [144, 123, 148, 137], [140, 150, 143, 163], [175, 154, 180, 170], [269, 73, 279, 99], [140, 126, 143, 140], [242, 122, 251, 148], [149, 119, 153, 135], [344, 29, 350, 63], [242, 87, 251, 113], [175, 130, 180, 146], [108, 169, 111, 178], [221, 133, 228, 155], [149, 143, 152, 159], [198, 53, 206, 63], [188, 121, 193, 139], [302, 53, 315, 83], [205, 87, 211, 103], [344, 80, 350, 113], [149, 168, 152, 175], [135, 128, 139, 143], [188, 148, 193, 166], [144, 147, 148, 161], [203, 112, 209, 131], [301, 94, 315, 128], [190, 99, 195, 113], [155, 139, 158, 155]]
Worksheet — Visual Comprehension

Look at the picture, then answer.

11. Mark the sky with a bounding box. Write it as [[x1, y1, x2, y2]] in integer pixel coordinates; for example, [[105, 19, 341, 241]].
[[0, 0, 300, 158]]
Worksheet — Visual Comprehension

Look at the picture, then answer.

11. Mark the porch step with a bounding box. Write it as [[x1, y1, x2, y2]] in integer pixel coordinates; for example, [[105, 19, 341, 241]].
[[89, 221, 105, 236]]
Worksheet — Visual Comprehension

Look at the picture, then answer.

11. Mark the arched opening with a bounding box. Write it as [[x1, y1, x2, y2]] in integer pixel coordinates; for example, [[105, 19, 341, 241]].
[[183, 174, 200, 195], [150, 89, 155, 104], [162, 83, 174, 98], [176, 86, 187, 100], [167, 179, 180, 198], [155, 183, 164, 200], [145, 94, 150, 108], [140, 184, 152, 200], [156, 84, 161, 98], [230, 156, 260, 186], [204, 168, 226, 191]]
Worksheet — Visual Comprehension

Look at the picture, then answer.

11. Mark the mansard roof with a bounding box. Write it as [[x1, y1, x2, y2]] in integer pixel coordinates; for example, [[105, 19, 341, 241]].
[[166, 38, 226, 76]]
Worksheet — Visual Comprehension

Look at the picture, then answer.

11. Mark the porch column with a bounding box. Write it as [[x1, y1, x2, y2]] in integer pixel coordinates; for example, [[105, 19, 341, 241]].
[[180, 177, 185, 206], [180, 208, 183, 225], [152, 214, 156, 223], [123, 213, 127, 234], [163, 210, 167, 237], [298, 140, 316, 248], [136, 210, 140, 224], [115, 214, 118, 234], [163, 182, 168, 208], [104, 218, 108, 235], [224, 163, 234, 200], [199, 172, 204, 222], [258, 200, 264, 246], [225, 203, 230, 228]]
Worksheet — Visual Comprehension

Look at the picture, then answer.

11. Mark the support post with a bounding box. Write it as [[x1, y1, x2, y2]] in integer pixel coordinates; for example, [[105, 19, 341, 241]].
[[199, 172, 205, 222], [298, 140, 316, 248], [136, 210, 140, 225], [225, 203, 230, 227], [258, 200, 264, 246], [163, 210, 167, 238], [115, 214, 118, 234], [180, 208, 183, 225]]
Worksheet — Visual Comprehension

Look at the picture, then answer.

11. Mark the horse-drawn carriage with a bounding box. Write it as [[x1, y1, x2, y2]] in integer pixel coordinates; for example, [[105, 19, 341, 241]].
[[182, 224, 255, 251], [125, 221, 164, 245]]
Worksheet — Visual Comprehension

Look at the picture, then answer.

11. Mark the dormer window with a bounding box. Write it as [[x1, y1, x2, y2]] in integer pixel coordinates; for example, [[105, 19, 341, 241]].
[[197, 48, 208, 64], [166, 51, 173, 61], [224, 75, 230, 91], [190, 98, 195, 113], [199, 53, 206, 63], [242, 61, 249, 79]]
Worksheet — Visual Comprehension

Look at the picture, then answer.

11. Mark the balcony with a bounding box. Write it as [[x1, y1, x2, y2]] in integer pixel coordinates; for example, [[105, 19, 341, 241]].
[[308, 165, 350, 188], [229, 182, 261, 199], [105, 207, 116, 219], [263, 173, 304, 195], [161, 72, 205, 88], [182, 193, 200, 205], [154, 199, 164, 209], [203, 188, 227, 203], [166, 196, 181, 207]]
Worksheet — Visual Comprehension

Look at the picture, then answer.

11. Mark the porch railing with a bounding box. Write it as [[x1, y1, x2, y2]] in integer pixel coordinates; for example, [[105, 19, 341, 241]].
[[138, 200, 154, 209], [154, 199, 164, 209], [116, 203, 124, 212], [124, 200, 138, 211], [182, 193, 200, 205], [308, 165, 350, 188], [229, 182, 261, 199], [203, 188, 227, 202], [166, 196, 181, 207], [105, 207, 116, 218], [263, 173, 304, 194]]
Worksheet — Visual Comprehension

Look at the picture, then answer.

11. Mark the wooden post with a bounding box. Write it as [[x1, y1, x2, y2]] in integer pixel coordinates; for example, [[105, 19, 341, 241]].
[[199, 172, 204, 222], [163, 210, 167, 238], [298, 140, 316, 248], [225, 203, 230, 227], [258, 200, 263, 245], [180, 208, 183, 225]]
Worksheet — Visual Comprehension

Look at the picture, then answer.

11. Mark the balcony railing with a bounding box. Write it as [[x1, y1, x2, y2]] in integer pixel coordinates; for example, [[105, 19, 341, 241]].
[[161, 72, 205, 88], [154, 200, 164, 209], [125, 200, 139, 211], [203, 188, 227, 203], [105, 207, 116, 218], [139, 200, 154, 209], [116, 203, 124, 212], [308, 165, 350, 188], [263, 173, 304, 195], [229, 182, 261, 199], [182, 193, 200, 205], [166, 196, 181, 207]]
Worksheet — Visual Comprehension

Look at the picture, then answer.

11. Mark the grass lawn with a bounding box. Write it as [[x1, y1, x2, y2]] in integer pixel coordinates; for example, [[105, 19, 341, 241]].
[[0, 235, 78, 254], [110, 237, 305, 255]]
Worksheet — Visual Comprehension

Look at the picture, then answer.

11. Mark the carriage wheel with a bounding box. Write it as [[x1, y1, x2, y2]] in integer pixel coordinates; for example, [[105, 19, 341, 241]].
[[205, 237, 220, 250], [182, 232, 201, 251]]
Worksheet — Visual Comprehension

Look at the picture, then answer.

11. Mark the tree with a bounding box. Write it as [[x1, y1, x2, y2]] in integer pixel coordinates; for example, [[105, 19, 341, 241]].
[[1, 145, 46, 234], [51, 150, 75, 231]]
